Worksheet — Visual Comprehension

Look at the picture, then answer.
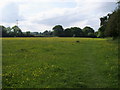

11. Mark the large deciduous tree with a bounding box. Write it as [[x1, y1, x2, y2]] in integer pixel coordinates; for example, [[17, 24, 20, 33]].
[[12, 25, 23, 37], [97, 1, 119, 39], [104, 2, 120, 39], [97, 16, 108, 38], [82, 26, 95, 37], [70, 27, 83, 37], [53, 25, 64, 37]]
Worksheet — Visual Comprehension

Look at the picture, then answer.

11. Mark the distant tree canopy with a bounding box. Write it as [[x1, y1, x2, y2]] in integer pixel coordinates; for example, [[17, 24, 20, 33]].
[[52, 25, 96, 37], [64, 27, 83, 37], [0, 25, 34, 37], [53, 25, 64, 37], [64, 28, 73, 37], [12, 25, 23, 36], [70, 27, 83, 37], [1, 24, 97, 37], [82, 26, 95, 37]]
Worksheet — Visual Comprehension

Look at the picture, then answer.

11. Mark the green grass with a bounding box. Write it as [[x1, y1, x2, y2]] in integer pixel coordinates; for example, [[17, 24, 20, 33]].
[[2, 37, 118, 88]]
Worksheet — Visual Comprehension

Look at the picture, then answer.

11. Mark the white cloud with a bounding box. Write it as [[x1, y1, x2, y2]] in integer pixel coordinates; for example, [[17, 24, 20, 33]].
[[1, 2, 24, 23], [0, 0, 117, 32], [19, 21, 52, 32], [69, 20, 88, 29]]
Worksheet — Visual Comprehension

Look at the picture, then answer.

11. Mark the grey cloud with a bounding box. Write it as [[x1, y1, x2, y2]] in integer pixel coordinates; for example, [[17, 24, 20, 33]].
[[34, 9, 89, 27], [33, 2, 116, 29], [97, 2, 116, 13]]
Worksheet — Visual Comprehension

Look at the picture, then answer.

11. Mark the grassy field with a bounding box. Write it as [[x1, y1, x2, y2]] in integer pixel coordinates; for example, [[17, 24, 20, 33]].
[[2, 37, 118, 88]]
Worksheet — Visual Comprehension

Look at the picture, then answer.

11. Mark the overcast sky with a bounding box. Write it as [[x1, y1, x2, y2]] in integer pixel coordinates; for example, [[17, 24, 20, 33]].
[[0, 0, 117, 32]]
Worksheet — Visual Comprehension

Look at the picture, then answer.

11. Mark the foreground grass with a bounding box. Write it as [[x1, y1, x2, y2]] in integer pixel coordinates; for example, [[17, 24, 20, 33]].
[[2, 37, 118, 88]]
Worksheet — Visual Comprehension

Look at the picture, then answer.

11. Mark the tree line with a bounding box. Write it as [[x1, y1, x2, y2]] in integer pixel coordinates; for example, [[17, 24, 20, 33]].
[[0, 25, 97, 38], [52, 25, 96, 37], [0, 25, 34, 37]]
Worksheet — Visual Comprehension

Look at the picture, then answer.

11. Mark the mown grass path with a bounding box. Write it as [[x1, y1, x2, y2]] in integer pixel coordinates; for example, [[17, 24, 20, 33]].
[[2, 38, 118, 88]]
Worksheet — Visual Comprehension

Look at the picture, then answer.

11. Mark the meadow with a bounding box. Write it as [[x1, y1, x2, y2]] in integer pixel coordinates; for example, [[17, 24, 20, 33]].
[[2, 37, 118, 88]]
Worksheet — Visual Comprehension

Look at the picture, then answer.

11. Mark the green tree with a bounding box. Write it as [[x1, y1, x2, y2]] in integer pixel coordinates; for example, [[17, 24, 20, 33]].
[[100, 16, 108, 26], [82, 26, 94, 37], [6, 27, 13, 36], [0, 25, 8, 37], [52, 25, 64, 37], [98, 1, 119, 39], [94, 31, 98, 37], [97, 15, 108, 38], [12, 25, 23, 37], [88, 32, 96, 37], [97, 25, 106, 38], [64, 28, 73, 37], [70, 27, 83, 37], [105, 6, 120, 38]]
